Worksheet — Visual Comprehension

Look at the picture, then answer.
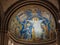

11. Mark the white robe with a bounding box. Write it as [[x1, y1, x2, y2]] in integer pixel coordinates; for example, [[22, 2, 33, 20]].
[[27, 20, 43, 38]]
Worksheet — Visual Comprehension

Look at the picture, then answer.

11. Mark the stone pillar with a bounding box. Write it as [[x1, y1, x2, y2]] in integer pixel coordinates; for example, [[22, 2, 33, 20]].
[[0, 3, 4, 45], [57, 30, 60, 45], [0, 3, 7, 45], [57, 0, 60, 43], [4, 33, 8, 45]]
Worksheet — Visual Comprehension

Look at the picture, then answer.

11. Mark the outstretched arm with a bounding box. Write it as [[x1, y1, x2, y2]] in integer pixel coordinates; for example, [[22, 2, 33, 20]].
[[39, 19, 45, 23], [26, 20, 33, 23]]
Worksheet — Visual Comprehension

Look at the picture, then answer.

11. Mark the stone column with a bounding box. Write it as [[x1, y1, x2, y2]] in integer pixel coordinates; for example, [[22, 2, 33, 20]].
[[57, 30, 60, 45], [4, 32, 8, 45], [0, 3, 4, 45], [0, 2, 7, 45], [57, 0, 60, 43]]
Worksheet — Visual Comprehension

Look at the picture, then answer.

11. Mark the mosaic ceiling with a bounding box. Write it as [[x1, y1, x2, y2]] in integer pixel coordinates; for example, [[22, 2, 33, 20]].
[[8, 5, 56, 44]]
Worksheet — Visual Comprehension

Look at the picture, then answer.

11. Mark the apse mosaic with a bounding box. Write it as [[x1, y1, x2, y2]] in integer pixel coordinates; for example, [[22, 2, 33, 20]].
[[8, 5, 56, 43]]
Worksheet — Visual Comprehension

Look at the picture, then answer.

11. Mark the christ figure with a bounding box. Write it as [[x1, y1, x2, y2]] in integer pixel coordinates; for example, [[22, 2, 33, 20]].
[[26, 17, 44, 38]]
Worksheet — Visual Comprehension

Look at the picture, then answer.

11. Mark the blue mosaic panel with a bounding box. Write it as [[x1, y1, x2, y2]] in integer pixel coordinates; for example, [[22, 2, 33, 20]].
[[9, 7, 56, 42]]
